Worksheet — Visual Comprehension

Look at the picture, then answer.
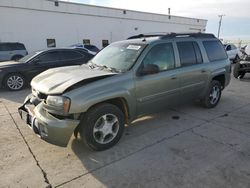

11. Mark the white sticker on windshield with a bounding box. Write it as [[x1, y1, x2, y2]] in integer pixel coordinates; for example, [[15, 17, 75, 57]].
[[127, 45, 141, 50]]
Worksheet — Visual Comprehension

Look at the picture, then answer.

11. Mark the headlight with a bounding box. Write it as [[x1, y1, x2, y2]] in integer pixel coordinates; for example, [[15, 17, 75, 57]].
[[46, 96, 71, 114]]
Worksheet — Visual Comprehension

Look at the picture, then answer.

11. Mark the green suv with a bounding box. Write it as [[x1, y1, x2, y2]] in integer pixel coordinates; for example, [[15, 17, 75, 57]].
[[18, 33, 231, 151]]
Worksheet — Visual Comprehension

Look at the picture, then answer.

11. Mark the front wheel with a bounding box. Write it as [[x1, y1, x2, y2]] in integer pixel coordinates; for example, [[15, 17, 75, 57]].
[[203, 80, 222, 108], [79, 103, 125, 151], [4, 73, 25, 91]]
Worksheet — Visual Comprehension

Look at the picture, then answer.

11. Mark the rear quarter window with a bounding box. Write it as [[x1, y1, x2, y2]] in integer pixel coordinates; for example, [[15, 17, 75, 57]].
[[203, 40, 227, 62]]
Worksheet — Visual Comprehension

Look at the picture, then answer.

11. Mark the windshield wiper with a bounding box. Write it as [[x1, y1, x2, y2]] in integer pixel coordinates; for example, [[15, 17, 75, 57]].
[[88, 62, 122, 73]]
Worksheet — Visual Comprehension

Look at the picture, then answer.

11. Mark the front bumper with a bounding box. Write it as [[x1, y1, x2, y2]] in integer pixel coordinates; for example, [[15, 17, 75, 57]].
[[18, 94, 80, 147]]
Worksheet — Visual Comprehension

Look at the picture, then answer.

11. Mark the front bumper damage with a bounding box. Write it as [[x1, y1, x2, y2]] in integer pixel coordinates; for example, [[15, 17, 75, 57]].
[[18, 94, 80, 147]]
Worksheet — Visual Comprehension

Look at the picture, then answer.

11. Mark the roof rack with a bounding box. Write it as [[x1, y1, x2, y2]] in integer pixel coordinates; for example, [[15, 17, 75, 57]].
[[127, 33, 167, 39], [127, 32, 216, 40]]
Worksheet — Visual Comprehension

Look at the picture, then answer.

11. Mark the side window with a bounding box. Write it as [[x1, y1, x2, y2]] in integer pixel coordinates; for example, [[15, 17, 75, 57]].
[[61, 51, 83, 60], [0, 44, 11, 51], [226, 45, 231, 51], [38, 51, 61, 63], [203, 41, 227, 62], [177, 41, 201, 66], [143, 43, 175, 71]]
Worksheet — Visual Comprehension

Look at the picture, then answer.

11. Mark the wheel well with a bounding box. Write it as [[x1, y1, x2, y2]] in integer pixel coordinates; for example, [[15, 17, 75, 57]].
[[91, 98, 130, 124], [212, 75, 225, 88]]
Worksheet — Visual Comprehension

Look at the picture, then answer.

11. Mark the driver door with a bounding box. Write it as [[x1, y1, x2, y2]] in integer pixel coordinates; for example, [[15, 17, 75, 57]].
[[135, 43, 180, 116]]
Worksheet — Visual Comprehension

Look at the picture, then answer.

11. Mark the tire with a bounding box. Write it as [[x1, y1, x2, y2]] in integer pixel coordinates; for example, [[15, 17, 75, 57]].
[[233, 63, 245, 79], [79, 103, 125, 151], [203, 80, 222, 108], [11, 55, 23, 61], [4, 73, 25, 91]]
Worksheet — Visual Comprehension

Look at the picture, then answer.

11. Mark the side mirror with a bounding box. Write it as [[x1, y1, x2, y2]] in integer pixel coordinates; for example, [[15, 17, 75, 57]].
[[139, 64, 160, 76]]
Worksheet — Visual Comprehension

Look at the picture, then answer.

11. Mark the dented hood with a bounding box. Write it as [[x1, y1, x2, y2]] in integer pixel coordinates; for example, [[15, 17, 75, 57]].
[[31, 65, 117, 94]]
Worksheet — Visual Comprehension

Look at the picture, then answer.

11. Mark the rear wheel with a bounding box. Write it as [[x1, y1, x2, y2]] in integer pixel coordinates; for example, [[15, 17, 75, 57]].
[[4, 73, 25, 91], [233, 62, 245, 79], [79, 103, 125, 151], [203, 80, 222, 108]]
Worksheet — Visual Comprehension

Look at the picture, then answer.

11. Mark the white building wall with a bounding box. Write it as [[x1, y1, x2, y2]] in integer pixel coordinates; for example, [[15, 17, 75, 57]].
[[0, 0, 207, 52]]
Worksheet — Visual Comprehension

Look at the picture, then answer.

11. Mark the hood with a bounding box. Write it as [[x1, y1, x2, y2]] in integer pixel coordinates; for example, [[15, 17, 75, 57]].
[[31, 65, 117, 94], [0, 61, 24, 68]]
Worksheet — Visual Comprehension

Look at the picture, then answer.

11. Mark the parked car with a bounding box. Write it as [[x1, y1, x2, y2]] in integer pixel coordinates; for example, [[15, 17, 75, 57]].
[[224, 43, 241, 63], [0, 42, 28, 61], [0, 48, 94, 90], [70, 44, 100, 55], [233, 44, 250, 78], [19, 33, 231, 151]]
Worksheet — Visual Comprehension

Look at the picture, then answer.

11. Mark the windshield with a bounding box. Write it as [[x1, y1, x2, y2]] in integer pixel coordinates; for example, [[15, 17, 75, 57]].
[[18, 51, 42, 63], [91, 42, 146, 72]]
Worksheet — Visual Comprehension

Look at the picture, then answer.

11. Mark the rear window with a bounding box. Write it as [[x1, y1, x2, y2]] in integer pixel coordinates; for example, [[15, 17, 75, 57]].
[[61, 50, 83, 60], [203, 41, 227, 61], [177, 41, 203, 66]]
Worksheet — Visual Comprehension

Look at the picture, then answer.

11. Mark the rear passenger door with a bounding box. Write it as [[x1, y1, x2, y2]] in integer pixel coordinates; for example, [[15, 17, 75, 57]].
[[60, 50, 86, 66], [176, 41, 209, 100]]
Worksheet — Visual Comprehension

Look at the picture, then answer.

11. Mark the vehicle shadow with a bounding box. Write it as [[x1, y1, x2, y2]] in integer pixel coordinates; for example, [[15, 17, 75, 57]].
[[68, 104, 204, 187], [0, 87, 30, 104]]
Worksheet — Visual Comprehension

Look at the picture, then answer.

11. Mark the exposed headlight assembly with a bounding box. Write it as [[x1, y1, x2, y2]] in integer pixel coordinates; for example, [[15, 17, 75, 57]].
[[46, 96, 71, 114]]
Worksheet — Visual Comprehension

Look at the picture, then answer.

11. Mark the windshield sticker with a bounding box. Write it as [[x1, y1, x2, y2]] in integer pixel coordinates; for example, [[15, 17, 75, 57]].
[[127, 45, 141, 50]]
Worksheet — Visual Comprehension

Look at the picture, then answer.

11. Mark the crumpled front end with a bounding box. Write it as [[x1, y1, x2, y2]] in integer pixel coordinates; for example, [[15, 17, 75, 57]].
[[18, 94, 80, 147]]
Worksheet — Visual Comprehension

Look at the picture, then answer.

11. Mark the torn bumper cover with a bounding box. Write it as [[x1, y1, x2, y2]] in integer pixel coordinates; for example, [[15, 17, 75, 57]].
[[18, 94, 80, 147]]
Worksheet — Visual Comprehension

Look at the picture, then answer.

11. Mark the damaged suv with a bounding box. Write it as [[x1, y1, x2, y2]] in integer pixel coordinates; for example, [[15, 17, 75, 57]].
[[19, 33, 231, 151]]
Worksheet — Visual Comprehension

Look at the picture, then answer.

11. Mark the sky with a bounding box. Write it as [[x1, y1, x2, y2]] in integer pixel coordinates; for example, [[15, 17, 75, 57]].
[[62, 0, 250, 40]]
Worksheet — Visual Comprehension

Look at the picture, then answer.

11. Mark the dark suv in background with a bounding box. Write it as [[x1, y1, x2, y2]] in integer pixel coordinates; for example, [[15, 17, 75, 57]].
[[0, 42, 28, 61]]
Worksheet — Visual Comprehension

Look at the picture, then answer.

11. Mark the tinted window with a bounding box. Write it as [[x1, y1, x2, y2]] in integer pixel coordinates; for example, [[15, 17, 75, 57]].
[[203, 41, 227, 61], [61, 50, 83, 60], [143, 43, 175, 71], [39, 51, 61, 62], [9, 43, 25, 50], [0, 43, 11, 51], [226, 45, 231, 51], [177, 42, 199, 66]]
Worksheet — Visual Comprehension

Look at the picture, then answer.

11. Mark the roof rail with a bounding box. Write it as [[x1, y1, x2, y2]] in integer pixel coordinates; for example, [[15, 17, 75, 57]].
[[160, 32, 216, 39], [127, 33, 167, 39], [127, 32, 216, 40]]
